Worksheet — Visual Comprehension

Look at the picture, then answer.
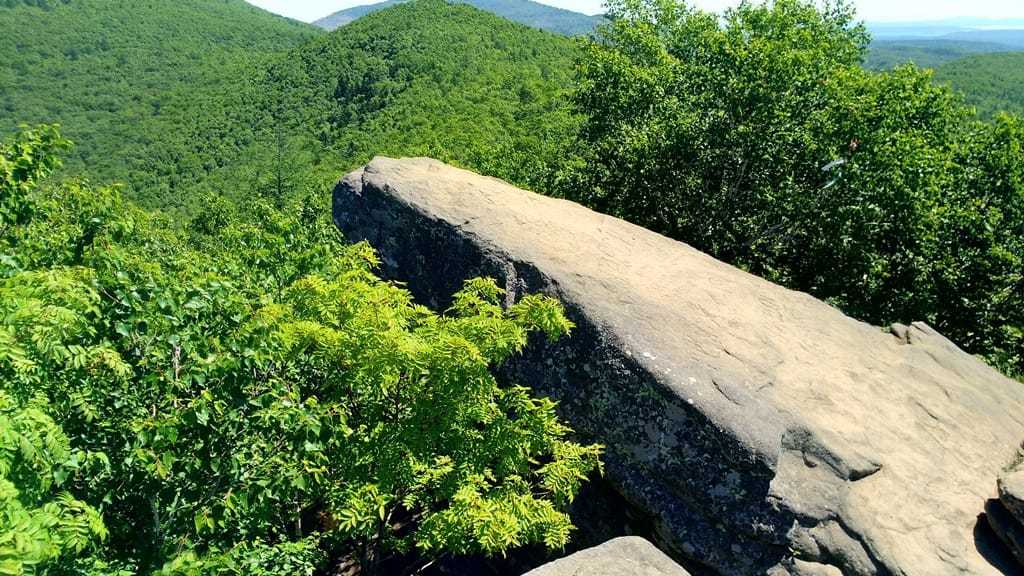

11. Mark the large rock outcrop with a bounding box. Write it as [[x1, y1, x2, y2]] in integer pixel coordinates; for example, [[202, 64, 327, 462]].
[[333, 157, 1024, 576]]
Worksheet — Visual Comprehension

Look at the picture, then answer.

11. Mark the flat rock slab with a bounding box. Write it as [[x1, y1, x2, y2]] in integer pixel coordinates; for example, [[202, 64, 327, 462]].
[[334, 157, 1024, 575], [523, 537, 690, 576]]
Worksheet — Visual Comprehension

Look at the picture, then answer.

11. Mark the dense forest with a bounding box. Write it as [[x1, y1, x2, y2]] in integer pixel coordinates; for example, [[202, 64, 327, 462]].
[[865, 39, 1014, 69], [271, 1, 581, 195], [0, 0, 578, 213], [1, 0, 1023, 573], [934, 52, 1024, 118], [0, 0, 317, 211]]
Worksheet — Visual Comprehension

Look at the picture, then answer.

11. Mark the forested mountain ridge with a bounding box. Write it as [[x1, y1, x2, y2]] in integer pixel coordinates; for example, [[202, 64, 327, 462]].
[[865, 23, 1024, 69], [0, 0, 318, 210], [1, 0, 578, 214], [314, 0, 604, 36], [865, 39, 1015, 69], [280, 1, 580, 193], [943, 29, 1024, 47], [935, 52, 1024, 118]]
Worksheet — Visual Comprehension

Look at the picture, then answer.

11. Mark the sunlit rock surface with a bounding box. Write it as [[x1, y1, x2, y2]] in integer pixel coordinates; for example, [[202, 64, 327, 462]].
[[523, 537, 690, 576], [335, 157, 1024, 575]]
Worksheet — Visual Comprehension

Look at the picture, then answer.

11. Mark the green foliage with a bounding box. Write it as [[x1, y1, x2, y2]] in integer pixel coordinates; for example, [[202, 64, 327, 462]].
[[1, 0, 580, 215], [934, 52, 1024, 119], [263, 0, 582, 196], [0, 0, 318, 212], [153, 538, 323, 576], [0, 125, 70, 234], [0, 393, 108, 575], [567, 0, 1024, 374], [0, 126, 601, 574], [0, 0, 69, 8]]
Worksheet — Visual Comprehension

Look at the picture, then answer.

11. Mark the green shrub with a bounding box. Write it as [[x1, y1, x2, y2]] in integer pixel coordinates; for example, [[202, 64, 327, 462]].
[[0, 126, 602, 574]]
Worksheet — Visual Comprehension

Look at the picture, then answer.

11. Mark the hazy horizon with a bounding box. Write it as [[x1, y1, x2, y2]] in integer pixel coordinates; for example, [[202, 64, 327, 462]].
[[246, 0, 1024, 24]]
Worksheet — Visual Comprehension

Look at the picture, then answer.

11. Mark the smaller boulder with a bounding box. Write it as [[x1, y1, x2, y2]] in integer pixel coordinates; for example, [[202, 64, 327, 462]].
[[789, 560, 844, 576], [999, 466, 1024, 523], [523, 537, 691, 576]]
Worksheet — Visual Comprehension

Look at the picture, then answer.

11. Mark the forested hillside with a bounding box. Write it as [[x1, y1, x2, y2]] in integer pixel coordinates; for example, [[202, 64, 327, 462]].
[[274, 1, 580, 194], [935, 52, 1024, 118], [866, 39, 1013, 69], [864, 34, 1024, 119], [0, 0, 317, 209], [315, 0, 604, 35], [1, 0, 578, 212]]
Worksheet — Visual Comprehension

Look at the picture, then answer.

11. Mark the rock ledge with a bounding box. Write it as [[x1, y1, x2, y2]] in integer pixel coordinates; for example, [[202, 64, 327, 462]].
[[334, 157, 1024, 575]]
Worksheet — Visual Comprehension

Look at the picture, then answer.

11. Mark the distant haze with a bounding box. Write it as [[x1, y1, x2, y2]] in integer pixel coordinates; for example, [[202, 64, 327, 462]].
[[247, 0, 1024, 22]]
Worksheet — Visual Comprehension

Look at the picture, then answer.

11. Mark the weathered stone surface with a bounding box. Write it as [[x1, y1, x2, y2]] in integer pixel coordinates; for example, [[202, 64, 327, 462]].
[[522, 537, 691, 576], [1000, 465, 1024, 524], [334, 157, 1024, 576]]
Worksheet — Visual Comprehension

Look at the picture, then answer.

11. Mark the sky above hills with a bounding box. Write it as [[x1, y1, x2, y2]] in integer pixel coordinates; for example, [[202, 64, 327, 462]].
[[248, 0, 1024, 22]]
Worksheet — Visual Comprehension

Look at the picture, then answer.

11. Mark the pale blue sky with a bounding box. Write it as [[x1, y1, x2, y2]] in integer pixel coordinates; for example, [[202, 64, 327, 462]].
[[247, 0, 1024, 22]]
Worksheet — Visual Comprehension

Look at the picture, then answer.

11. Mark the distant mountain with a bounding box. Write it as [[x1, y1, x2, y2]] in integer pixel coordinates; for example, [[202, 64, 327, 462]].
[[868, 18, 1024, 39], [315, 0, 404, 27], [866, 39, 1015, 69], [942, 29, 1024, 48], [865, 19, 1024, 69], [315, 0, 604, 35]]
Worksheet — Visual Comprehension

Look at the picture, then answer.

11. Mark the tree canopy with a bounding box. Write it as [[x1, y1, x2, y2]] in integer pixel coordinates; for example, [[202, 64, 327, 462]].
[[566, 0, 1024, 375], [0, 125, 600, 575], [0, 0, 581, 215], [0, 0, 318, 211]]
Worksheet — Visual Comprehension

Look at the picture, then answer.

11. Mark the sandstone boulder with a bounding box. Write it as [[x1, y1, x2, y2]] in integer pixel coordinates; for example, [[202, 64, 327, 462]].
[[334, 157, 1024, 576], [522, 537, 690, 576]]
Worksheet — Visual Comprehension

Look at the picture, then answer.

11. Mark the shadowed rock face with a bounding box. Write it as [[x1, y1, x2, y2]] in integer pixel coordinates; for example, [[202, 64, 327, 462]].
[[333, 157, 1024, 576], [988, 463, 1024, 569]]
